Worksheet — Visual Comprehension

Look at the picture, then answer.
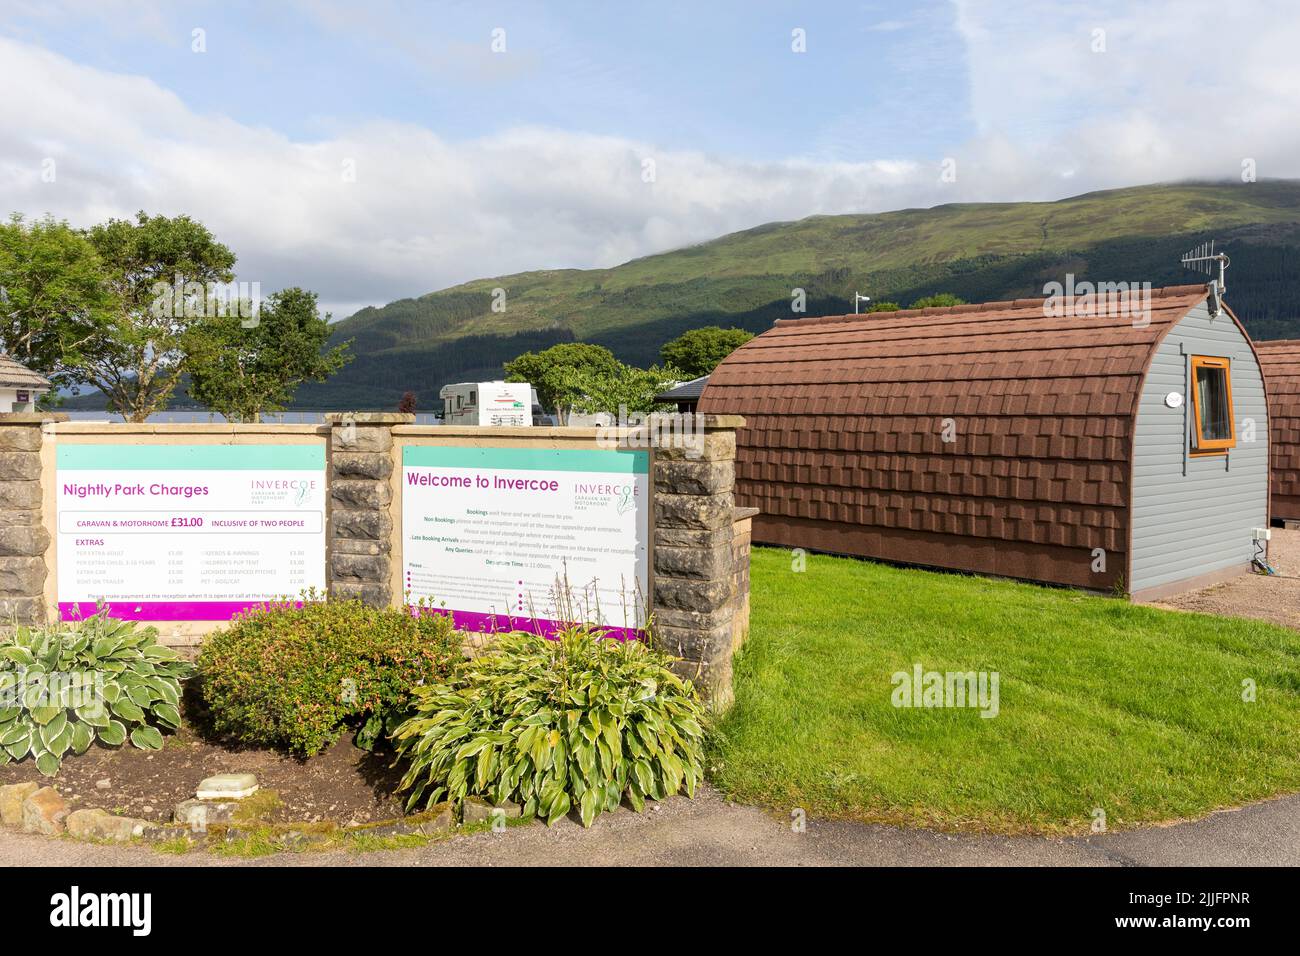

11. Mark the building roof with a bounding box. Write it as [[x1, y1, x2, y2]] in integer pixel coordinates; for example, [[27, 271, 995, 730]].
[[698, 284, 1217, 578], [0, 354, 51, 390], [656, 375, 710, 403], [1254, 339, 1300, 515]]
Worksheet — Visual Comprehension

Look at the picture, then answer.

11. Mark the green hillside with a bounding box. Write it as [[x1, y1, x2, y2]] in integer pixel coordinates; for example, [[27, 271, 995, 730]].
[[298, 180, 1300, 410], [64, 180, 1300, 412]]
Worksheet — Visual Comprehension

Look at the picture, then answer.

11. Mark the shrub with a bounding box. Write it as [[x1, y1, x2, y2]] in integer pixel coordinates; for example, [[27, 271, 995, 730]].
[[0, 610, 192, 776], [392, 626, 706, 827], [197, 597, 460, 756]]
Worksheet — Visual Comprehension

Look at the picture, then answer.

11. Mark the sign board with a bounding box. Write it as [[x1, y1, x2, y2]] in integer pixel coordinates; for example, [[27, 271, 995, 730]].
[[55, 444, 327, 621], [401, 445, 649, 637]]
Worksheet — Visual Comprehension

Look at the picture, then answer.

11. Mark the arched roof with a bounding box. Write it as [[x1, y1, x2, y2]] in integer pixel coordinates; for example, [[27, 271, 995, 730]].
[[1255, 339, 1300, 518], [698, 284, 1215, 584]]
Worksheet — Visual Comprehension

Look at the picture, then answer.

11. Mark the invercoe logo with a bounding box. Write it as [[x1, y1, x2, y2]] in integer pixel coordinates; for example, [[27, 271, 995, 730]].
[[596, 407, 704, 458], [1042, 274, 1153, 328], [891, 664, 999, 718], [50, 886, 151, 937], [0, 668, 104, 715]]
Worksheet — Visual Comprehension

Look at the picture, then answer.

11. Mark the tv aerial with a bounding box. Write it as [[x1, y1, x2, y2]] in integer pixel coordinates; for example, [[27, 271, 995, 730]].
[[1181, 240, 1230, 317]]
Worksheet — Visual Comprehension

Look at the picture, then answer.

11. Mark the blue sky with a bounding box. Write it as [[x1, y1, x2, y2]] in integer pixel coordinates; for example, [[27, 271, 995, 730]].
[[1, 1, 1295, 317], [4, 1, 972, 161]]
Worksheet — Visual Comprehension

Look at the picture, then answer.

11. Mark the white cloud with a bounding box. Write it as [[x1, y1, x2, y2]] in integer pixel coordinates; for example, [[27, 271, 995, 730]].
[[0, 36, 939, 317], [3, 2, 1300, 320]]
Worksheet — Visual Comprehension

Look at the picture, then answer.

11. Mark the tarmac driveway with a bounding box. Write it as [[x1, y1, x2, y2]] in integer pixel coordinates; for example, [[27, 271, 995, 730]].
[[3, 784, 1298, 867]]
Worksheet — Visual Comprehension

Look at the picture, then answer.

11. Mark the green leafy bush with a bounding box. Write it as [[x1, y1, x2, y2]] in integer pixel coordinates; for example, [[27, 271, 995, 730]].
[[197, 597, 461, 756], [0, 611, 192, 776], [393, 627, 706, 827]]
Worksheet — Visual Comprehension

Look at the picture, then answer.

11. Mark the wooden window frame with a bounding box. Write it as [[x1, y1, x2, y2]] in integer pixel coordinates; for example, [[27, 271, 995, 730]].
[[1189, 355, 1235, 454]]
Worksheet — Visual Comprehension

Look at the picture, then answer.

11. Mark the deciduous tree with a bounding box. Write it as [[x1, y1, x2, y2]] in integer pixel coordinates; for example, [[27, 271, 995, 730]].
[[504, 342, 620, 424], [0, 214, 114, 394], [81, 212, 237, 421], [659, 326, 753, 378], [188, 288, 351, 422]]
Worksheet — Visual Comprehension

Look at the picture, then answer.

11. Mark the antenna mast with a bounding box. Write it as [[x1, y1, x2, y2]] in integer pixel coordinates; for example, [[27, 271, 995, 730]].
[[1180, 241, 1230, 317], [853, 292, 871, 315]]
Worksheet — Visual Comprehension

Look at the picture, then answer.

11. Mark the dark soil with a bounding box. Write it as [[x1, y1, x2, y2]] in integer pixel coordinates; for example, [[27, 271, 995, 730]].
[[0, 723, 408, 826]]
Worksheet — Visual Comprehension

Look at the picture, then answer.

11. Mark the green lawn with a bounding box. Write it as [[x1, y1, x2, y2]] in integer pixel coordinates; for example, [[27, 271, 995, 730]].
[[709, 546, 1300, 835]]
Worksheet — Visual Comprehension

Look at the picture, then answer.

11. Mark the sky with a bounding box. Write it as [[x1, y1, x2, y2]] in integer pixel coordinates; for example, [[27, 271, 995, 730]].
[[2, 0, 1298, 319]]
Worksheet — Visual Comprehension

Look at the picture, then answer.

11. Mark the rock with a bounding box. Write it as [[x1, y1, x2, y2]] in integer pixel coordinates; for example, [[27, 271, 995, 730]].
[[0, 555, 47, 594], [64, 808, 110, 837], [94, 779, 112, 791], [0, 782, 40, 825], [0, 523, 50, 557], [195, 773, 258, 800], [330, 551, 391, 582], [462, 797, 520, 825], [277, 829, 334, 849], [21, 786, 68, 835], [348, 803, 452, 838], [173, 798, 240, 832], [138, 824, 190, 842], [66, 809, 148, 842], [409, 803, 454, 833]]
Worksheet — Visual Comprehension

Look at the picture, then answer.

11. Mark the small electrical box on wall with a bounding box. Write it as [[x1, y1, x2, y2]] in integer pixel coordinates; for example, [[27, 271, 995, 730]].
[[1253, 528, 1272, 541]]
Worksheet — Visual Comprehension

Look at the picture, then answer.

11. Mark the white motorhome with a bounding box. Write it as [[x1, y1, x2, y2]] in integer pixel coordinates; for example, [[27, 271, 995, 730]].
[[439, 381, 534, 426]]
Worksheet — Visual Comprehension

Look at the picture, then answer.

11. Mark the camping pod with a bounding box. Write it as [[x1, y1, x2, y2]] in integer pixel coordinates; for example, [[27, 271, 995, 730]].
[[699, 285, 1269, 600], [1255, 339, 1300, 522]]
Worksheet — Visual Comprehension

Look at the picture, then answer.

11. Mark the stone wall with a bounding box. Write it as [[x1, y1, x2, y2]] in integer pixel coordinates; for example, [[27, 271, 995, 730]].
[[649, 415, 745, 708], [0, 413, 61, 626], [1, 412, 752, 705], [731, 506, 757, 654], [327, 412, 408, 608]]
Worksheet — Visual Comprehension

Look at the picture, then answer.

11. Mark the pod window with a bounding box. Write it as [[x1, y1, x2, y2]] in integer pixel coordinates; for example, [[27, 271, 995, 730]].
[[1190, 355, 1235, 453]]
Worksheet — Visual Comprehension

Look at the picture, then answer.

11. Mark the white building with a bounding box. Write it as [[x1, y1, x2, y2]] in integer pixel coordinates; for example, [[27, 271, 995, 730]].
[[0, 354, 50, 412]]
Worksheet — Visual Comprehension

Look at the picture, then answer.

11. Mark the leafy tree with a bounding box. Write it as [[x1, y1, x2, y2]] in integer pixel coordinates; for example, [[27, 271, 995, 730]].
[[909, 293, 966, 309], [0, 214, 114, 394], [563, 362, 678, 418], [188, 288, 351, 422], [81, 212, 237, 421], [659, 326, 753, 378], [398, 391, 417, 414], [504, 342, 619, 424], [867, 301, 901, 312]]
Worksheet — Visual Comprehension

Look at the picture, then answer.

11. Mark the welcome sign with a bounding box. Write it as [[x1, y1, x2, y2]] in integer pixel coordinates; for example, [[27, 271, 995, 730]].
[[55, 444, 327, 621], [401, 445, 650, 638]]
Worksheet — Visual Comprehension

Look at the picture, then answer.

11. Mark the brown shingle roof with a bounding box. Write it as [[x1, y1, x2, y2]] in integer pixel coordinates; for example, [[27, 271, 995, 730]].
[[0, 354, 51, 390], [1256, 339, 1300, 519], [697, 284, 1212, 588]]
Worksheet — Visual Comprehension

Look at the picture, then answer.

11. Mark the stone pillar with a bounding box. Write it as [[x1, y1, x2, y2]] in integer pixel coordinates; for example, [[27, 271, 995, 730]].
[[0, 413, 64, 627], [326, 413, 409, 608], [731, 506, 758, 653], [651, 414, 746, 709]]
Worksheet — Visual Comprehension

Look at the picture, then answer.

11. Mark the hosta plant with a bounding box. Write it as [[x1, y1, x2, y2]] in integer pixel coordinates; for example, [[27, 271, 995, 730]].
[[392, 626, 706, 827], [0, 610, 192, 776]]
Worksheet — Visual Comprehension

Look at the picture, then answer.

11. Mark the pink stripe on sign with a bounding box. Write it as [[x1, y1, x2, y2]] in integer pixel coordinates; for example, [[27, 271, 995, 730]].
[[421, 607, 643, 642], [58, 600, 275, 622]]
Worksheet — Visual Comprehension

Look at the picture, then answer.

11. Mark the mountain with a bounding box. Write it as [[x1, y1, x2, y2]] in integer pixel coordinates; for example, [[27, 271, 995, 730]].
[[65, 180, 1300, 412]]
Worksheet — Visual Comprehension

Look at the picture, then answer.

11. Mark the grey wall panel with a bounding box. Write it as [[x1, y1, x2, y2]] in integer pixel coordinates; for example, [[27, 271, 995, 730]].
[[1129, 302, 1269, 593]]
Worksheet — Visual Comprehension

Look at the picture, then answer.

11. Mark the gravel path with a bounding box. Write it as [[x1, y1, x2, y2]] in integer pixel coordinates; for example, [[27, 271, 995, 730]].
[[1154, 528, 1300, 630], [3, 784, 1299, 867]]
